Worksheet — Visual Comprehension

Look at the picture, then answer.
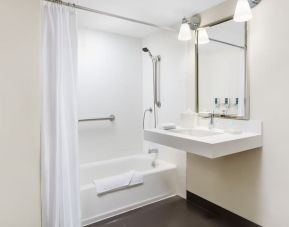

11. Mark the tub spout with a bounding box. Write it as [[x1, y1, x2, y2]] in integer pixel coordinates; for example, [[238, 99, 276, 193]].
[[148, 149, 159, 168]]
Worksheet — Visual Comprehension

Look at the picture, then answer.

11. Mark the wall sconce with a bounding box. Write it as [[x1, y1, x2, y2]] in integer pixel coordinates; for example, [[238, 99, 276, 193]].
[[234, 0, 262, 22], [197, 28, 210, 44], [178, 0, 262, 42], [178, 14, 210, 45], [178, 18, 192, 41], [178, 15, 210, 45]]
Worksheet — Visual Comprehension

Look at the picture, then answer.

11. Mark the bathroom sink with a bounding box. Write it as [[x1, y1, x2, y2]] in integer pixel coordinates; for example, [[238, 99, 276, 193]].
[[169, 128, 222, 137], [144, 120, 262, 159]]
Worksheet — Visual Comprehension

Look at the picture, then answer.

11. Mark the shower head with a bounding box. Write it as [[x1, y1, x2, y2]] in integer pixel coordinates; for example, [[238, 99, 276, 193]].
[[142, 47, 149, 52], [142, 47, 153, 58]]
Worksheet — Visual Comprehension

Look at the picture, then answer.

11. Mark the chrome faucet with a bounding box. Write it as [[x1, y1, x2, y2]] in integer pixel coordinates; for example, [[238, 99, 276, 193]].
[[148, 148, 159, 154], [148, 148, 159, 168], [208, 111, 215, 130]]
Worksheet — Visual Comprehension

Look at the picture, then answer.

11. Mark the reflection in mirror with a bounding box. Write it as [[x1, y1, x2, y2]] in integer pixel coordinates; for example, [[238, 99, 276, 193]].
[[198, 20, 247, 119]]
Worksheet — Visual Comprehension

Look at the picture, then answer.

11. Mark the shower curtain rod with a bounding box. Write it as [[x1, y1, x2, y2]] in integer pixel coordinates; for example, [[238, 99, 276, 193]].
[[44, 0, 176, 32]]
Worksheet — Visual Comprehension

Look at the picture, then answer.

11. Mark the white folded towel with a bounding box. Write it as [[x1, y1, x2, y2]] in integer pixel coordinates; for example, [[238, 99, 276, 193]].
[[160, 123, 176, 130], [93, 170, 143, 195]]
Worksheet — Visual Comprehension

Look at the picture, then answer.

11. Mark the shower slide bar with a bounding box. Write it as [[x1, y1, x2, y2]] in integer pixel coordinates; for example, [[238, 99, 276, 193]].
[[78, 115, 116, 122], [44, 0, 176, 32]]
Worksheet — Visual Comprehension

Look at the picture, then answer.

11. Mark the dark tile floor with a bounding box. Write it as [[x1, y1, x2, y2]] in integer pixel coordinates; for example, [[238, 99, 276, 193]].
[[87, 196, 237, 227]]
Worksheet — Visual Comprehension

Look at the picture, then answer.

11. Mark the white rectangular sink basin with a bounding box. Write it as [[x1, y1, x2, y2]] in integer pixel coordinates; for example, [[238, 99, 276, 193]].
[[169, 128, 223, 137], [144, 121, 262, 159]]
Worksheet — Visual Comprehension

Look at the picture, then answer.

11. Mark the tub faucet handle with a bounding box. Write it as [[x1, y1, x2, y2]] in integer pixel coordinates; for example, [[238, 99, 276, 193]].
[[148, 148, 159, 154]]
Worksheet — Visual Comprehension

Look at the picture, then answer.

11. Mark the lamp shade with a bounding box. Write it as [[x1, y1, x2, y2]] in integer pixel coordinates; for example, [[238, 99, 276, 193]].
[[234, 0, 252, 22], [178, 22, 192, 41], [198, 28, 210, 45]]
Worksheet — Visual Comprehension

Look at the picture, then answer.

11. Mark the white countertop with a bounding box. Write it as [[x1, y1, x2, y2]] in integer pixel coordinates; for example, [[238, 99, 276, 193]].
[[144, 125, 262, 159]]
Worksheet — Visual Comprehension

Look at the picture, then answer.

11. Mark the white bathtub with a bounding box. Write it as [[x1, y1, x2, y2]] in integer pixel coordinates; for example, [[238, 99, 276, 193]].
[[80, 155, 177, 226]]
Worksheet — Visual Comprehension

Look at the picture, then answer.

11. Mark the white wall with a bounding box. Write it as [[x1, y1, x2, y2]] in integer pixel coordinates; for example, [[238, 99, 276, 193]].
[[187, 0, 289, 226], [78, 28, 143, 163], [0, 0, 41, 227], [142, 31, 195, 198], [78, 27, 192, 199]]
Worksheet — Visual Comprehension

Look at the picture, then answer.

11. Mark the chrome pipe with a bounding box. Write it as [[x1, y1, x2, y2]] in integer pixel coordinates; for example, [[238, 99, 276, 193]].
[[153, 56, 161, 108], [142, 108, 153, 129], [152, 56, 161, 128]]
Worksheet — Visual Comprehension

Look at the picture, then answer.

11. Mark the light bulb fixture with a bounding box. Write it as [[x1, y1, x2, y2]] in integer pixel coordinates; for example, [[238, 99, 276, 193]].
[[198, 28, 210, 45], [178, 15, 201, 42], [178, 18, 192, 41], [234, 0, 262, 22], [234, 0, 252, 22]]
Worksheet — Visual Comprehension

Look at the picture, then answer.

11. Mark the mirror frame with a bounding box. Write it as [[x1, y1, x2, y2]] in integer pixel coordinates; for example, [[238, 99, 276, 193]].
[[195, 18, 249, 120]]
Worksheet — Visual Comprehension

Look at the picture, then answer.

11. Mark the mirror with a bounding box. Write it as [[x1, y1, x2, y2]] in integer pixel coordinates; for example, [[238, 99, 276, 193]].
[[196, 20, 248, 119]]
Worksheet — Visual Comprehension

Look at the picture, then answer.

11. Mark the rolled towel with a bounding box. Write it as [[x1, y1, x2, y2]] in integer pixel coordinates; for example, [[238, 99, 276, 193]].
[[93, 170, 143, 195], [160, 123, 176, 130]]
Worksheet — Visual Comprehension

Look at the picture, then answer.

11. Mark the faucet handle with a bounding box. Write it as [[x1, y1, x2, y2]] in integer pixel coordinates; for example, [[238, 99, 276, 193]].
[[211, 110, 215, 117], [148, 148, 159, 154]]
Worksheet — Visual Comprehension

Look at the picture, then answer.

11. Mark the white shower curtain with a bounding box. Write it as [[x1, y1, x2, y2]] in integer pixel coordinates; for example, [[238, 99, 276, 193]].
[[42, 2, 81, 227]]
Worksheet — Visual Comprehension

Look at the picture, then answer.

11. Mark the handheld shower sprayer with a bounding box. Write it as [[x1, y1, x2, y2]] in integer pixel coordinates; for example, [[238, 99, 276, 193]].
[[142, 47, 161, 128], [142, 47, 153, 58]]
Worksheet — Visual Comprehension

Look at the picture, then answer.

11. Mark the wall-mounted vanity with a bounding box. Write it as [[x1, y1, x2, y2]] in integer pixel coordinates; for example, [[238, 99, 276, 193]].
[[144, 119, 262, 158], [144, 17, 262, 159]]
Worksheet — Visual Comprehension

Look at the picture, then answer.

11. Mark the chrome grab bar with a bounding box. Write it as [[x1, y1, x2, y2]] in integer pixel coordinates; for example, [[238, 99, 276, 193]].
[[78, 114, 115, 122], [153, 56, 161, 108]]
